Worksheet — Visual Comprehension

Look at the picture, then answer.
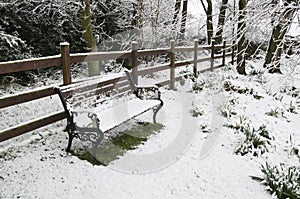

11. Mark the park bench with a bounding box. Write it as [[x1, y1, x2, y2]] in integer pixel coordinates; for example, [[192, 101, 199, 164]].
[[54, 71, 163, 157]]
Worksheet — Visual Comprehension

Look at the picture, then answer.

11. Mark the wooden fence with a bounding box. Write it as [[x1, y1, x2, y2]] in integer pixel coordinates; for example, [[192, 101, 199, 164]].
[[0, 39, 236, 142]]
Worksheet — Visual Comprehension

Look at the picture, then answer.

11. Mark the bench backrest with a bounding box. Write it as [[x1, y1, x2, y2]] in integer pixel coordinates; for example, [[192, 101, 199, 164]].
[[57, 72, 135, 110]]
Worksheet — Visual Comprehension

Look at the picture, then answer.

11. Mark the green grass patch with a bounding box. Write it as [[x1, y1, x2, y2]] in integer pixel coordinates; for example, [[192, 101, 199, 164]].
[[71, 122, 164, 166]]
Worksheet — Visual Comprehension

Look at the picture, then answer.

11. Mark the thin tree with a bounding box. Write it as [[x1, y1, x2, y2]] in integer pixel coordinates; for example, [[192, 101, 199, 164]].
[[207, 0, 213, 44], [215, 0, 229, 44], [180, 0, 188, 38], [236, 0, 247, 75], [82, 0, 100, 76], [199, 0, 213, 44], [264, 0, 298, 73], [173, 0, 182, 26]]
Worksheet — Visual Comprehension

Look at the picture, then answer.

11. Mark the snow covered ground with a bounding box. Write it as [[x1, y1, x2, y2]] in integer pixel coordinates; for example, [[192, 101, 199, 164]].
[[0, 59, 300, 198]]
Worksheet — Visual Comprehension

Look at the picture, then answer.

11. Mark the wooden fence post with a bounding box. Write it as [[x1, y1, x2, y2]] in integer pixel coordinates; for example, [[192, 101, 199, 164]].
[[170, 40, 176, 90], [210, 40, 215, 71], [222, 41, 226, 67], [60, 42, 72, 85], [131, 41, 139, 85], [231, 40, 235, 65], [194, 39, 199, 77]]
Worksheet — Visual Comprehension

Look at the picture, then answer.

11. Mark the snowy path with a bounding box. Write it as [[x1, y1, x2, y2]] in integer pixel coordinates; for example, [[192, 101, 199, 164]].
[[1, 62, 300, 198], [0, 88, 270, 198]]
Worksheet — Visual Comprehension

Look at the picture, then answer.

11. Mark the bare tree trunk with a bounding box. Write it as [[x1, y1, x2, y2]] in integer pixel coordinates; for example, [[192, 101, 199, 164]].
[[82, 0, 100, 76], [150, 0, 161, 48], [206, 0, 213, 44], [132, 1, 143, 42], [173, 0, 182, 26], [215, 0, 228, 44], [264, 1, 297, 73], [236, 0, 247, 75], [180, 0, 188, 39]]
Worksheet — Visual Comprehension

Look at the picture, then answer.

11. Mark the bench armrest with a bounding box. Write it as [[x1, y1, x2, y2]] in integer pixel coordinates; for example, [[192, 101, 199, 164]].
[[124, 70, 161, 100], [135, 86, 161, 100]]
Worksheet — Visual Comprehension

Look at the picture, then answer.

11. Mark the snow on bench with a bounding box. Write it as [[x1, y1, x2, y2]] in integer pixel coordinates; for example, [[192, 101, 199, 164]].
[[75, 99, 161, 132], [54, 71, 163, 158]]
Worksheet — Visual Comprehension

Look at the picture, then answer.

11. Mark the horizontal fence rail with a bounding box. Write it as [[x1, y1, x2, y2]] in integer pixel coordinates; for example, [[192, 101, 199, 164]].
[[0, 86, 56, 109], [0, 39, 236, 143], [70, 51, 132, 63], [0, 111, 66, 142], [0, 55, 61, 75]]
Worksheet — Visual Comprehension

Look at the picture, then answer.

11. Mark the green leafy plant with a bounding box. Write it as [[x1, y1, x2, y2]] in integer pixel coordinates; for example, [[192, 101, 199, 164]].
[[280, 86, 299, 98], [191, 75, 213, 93], [289, 135, 300, 158], [270, 92, 284, 102], [179, 69, 194, 80], [235, 124, 273, 157], [0, 148, 19, 161], [220, 98, 237, 118], [248, 69, 263, 76], [191, 107, 204, 117], [266, 108, 286, 118], [287, 101, 297, 114], [223, 80, 263, 99], [224, 116, 247, 131], [192, 79, 206, 92], [258, 163, 300, 199]]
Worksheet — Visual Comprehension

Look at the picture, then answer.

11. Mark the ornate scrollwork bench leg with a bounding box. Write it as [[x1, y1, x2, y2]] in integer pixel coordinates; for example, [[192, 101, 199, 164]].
[[72, 113, 104, 159], [54, 87, 104, 158]]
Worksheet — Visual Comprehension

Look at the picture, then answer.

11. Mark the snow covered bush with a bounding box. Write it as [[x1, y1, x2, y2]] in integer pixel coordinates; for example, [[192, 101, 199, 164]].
[[236, 124, 273, 157], [220, 98, 237, 118], [0, 31, 32, 62], [191, 101, 204, 117], [280, 86, 300, 98], [191, 76, 213, 93], [192, 79, 205, 92], [265, 108, 286, 118], [0, 31, 35, 85], [260, 163, 300, 199], [288, 135, 300, 159]]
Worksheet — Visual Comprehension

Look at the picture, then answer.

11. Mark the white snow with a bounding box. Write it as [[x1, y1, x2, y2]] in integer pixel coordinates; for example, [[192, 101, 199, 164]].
[[74, 99, 161, 132], [0, 59, 300, 198]]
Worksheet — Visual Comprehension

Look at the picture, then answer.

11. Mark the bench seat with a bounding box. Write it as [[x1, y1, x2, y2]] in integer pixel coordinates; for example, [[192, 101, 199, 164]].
[[74, 98, 161, 132]]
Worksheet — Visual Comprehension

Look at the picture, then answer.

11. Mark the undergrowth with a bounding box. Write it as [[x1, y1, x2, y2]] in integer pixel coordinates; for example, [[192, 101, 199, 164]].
[[265, 107, 286, 118], [235, 124, 273, 157], [255, 163, 300, 199]]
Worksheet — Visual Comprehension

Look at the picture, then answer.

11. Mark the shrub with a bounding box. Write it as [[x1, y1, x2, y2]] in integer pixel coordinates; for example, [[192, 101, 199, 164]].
[[287, 101, 297, 114], [235, 124, 273, 156], [289, 135, 300, 158], [265, 108, 286, 118], [220, 98, 238, 118], [192, 79, 206, 92], [260, 163, 300, 199], [191, 107, 203, 117]]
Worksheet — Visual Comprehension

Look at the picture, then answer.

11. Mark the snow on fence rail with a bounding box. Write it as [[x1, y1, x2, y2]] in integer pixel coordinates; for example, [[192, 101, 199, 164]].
[[0, 39, 236, 142]]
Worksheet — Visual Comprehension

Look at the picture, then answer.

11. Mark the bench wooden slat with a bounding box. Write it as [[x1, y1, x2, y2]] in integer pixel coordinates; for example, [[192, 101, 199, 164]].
[[74, 99, 161, 132]]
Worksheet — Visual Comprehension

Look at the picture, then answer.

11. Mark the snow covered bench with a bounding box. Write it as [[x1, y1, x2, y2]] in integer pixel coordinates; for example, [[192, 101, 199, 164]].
[[54, 71, 163, 156]]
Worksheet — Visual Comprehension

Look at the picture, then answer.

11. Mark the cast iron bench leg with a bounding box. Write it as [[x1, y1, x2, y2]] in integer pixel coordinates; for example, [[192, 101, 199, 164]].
[[153, 100, 164, 124]]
